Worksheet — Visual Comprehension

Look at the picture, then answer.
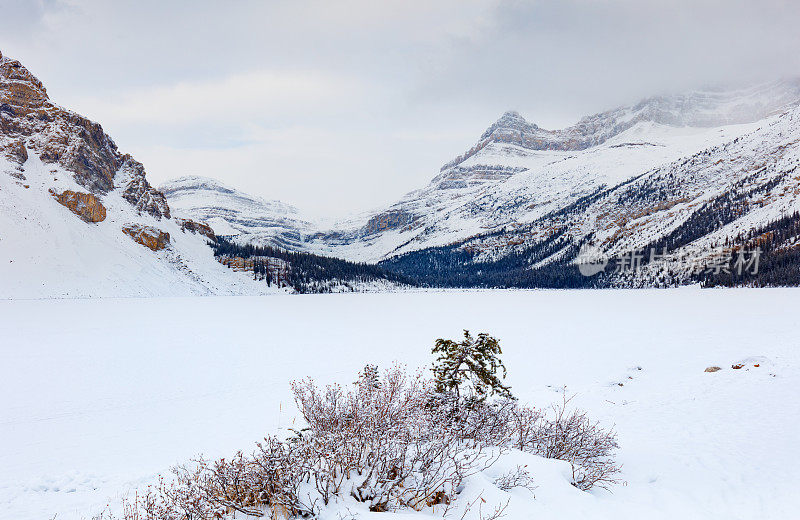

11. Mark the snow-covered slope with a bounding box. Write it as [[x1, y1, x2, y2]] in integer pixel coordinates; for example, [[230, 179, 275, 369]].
[[0, 155, 276, 298], [309, 121, 759, 262], [160, 176, 316, 249], [328, 79, 800, 261], [0, 50, 272, 298], [436, 104, 800, 280]]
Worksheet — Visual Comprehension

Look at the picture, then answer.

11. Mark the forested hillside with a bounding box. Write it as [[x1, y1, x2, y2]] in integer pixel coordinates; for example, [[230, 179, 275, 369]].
[[212, 238, 415, 293]]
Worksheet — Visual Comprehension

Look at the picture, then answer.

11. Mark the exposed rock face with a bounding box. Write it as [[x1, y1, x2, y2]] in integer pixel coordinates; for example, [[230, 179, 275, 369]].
[[704, 366, 722, 373], [432, 164, 528, 191], [122, 224, 170, 251], [176, 217, 216, 241], [364, 210, 416, 235], [0, 50, 49, 115], [118, 155, 170, 219], [0, 52, 121, 192], [218, 255, 291, 284], [50, 189, 107, 223], [0, 138, 27, 165], [0, 50, 171, 216]]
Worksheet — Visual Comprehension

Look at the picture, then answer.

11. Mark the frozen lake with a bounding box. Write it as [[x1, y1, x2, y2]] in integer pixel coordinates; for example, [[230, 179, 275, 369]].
[[2, 289, 799, 519]]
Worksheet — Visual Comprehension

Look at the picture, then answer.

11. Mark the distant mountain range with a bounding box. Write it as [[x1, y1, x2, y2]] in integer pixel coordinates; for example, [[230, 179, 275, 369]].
[[161, 176, 315, 249], [162, 77, 800, 288], [0, 50, 402, 297], [3, 47, 800, 296]]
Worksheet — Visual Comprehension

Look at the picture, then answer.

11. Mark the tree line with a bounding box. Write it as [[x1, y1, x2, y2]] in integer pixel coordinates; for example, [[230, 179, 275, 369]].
[[212, 237, 416, 293]]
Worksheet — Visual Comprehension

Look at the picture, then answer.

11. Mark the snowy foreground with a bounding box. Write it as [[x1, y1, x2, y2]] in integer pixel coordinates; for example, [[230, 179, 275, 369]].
[[1, 289, 799, 520]]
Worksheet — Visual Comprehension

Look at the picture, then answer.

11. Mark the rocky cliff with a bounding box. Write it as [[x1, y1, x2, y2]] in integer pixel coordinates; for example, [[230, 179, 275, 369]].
[[0, 49, 168, 218], [0, 50, 272, 298]]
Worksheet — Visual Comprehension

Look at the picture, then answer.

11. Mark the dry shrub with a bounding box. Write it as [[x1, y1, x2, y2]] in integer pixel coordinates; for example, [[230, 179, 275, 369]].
[[512, 396, 621, 491], [290, 364, 493, 512], [109, 366, 620, 520], [493, 466, 537, 493]]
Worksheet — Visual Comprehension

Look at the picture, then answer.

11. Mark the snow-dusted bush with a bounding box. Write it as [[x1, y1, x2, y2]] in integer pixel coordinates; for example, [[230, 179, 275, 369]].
[[519, 397, 621, 491], [290, 364, 492, 512], [427, 392, 518, 447], [430, 393, 620, 491], [105, 365, 619, 520], [492, 465, 537, 492]]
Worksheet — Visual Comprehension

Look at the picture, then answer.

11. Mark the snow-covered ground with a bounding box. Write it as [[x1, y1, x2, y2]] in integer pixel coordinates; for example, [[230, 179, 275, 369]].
[[1, 289, 798, 519], [0, 155, 275, 299]]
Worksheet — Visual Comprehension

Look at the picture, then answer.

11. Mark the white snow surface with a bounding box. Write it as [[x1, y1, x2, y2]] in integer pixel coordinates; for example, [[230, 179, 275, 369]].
[[0, 156, 274, 298], [1, 289, 798, 520]]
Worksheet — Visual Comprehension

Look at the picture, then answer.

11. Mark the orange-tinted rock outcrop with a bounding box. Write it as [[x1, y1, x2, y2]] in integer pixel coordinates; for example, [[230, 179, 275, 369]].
[[176, 218, 216, 241], [218, 255, 290, 284], [50, 189, 107, 223], [122, 224, 171, 251], [0, 138, 27, 165], [364, 210, 416, 235]]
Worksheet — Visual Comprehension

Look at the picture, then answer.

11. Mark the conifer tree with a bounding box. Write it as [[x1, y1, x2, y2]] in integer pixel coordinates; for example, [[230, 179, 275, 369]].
[[431, 330, 513, 400]]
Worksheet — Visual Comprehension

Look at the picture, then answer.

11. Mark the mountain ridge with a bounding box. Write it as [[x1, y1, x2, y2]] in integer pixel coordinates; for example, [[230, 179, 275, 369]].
[[443, 78, 800, 170], [4, 46, 800, 293], [160, 175, 316, 249], [165, 78, 800, 266], [382, 104, 800, 288], [0, 50, 276, 297], [161, 76, 800, 288]]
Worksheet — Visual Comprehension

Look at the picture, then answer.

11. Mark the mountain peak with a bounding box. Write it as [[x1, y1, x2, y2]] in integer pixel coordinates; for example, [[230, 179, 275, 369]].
[[0, 50, 49, 111], [499, 110, 524, 122], [1, 51, 170, 220], [481, 110, 539, 140], [442, 79, 800, 172], [438, 111, 547, 170]]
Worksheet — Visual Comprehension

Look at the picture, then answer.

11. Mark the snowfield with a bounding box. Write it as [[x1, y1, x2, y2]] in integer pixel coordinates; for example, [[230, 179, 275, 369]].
[[0, 155, 275, 299], [1, 289, 799, 520]]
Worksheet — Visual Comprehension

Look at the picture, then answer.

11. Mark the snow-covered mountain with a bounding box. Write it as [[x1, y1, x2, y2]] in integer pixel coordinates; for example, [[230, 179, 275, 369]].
[[160, 176, 316, 249], [341, 79, 800, 261], [308, 119, 759, 261], [0, 50, 272, 298], [5, 44, 800, 293], [167, 78, 800, 270], [384, 104, 800, 287], [446, 79, 800, 165]]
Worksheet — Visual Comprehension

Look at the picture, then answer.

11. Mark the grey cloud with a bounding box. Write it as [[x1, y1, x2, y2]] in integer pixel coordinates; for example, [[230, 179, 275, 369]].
[[0, 0, 797, 217]]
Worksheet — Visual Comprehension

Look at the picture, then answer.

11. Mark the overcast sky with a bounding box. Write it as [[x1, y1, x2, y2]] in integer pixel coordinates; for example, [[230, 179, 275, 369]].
[[2, 0, 799, 219]]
